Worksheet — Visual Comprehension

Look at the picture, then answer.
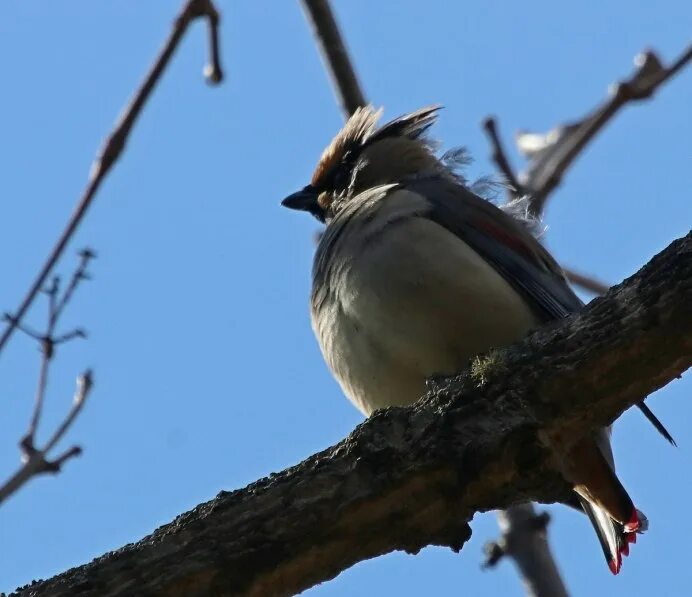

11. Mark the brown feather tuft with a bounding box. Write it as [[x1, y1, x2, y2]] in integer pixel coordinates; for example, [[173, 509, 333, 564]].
[[311, 106, 382, 187]]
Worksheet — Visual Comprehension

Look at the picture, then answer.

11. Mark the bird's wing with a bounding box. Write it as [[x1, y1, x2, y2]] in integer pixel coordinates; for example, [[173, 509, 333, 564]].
[[405, 176, 675, 445], [407, 176, 583, 322]]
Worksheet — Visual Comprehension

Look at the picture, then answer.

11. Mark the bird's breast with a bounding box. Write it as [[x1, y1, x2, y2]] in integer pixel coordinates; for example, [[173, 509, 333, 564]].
[[312, 193, 537, 415]]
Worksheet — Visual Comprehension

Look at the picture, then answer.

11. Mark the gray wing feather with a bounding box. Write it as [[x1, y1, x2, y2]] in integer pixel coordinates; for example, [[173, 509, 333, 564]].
[[405, 176, 675, 444], [407, 176, 583, 321]]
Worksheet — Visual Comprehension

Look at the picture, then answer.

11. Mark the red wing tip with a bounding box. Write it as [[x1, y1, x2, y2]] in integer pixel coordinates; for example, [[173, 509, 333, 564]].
[[624, 509, 640, 533], [608, 554, 622, 575], [627, 532, 637, 544]]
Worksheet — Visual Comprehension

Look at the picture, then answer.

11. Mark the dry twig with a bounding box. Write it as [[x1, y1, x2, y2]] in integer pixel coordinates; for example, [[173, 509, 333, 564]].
[[300, 0, 366, 117], [0, 0, 223, 358], [0, 251, 96, 505], [483, 505, 568, 597], [481, 45, 692, 300], [562, 267, 610, 296], [482, 117, 525, 200], [516, 45, 692, 213]]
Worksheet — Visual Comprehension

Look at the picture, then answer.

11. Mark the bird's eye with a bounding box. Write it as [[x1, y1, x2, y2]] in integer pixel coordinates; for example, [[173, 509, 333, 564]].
[[332, 166, 350, 191]]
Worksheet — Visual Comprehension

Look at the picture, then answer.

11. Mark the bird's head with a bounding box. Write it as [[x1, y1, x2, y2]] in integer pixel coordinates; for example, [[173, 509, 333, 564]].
[[281, 105, 444, 223]]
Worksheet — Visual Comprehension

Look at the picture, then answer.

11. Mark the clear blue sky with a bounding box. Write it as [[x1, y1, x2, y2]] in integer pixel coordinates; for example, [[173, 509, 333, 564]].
[[0, 2, 690, 595]]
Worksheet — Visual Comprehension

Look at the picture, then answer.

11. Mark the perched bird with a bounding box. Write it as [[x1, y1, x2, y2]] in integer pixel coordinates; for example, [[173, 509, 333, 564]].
[[282, 105, 672, 574]]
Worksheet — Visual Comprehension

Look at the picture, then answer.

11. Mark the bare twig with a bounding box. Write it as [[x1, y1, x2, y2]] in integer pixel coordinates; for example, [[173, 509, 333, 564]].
[[25, 340, 51, 444], [22, 251, 94, 448], [563, 267, 610, 296], [517, 45, 692, 214], [0, 371, 93, 504], [0, 0, 223, 358], [483, 48, 690, 295], [483, 505, 569, 597], [300, 0, 366, 117], [198, 0, 224, 83], [53, 249, 95, 324], [0, 253, 95, 506], [42, 371, 93, 456], [482, 117, 524, 199]]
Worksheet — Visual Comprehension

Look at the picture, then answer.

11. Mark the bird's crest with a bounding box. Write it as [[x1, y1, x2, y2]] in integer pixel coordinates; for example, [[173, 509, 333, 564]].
[[311, 105, 442, 188]]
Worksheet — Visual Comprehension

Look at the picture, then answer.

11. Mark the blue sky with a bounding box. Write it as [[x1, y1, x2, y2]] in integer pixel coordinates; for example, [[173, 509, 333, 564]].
[[0, 2, 690, 595]]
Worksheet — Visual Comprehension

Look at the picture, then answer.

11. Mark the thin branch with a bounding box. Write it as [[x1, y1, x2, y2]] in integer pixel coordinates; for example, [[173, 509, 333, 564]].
[[53, 249, 95, 323], [11, 232, 691, 597], [483, 505, 568, 597], [0, 370, 93, 504], [46, 276, 60, 329], [517, 45, 692, 214], [482, 116, 524, 199], [45, 446, 84, 474], [563, 267, 610, 296], [22, 251, 94, 448], [42, 370, 93, 455], [300, 0, 366, 117], [1, 316, 42, 341], [24, 341, 51, 447], [198, 0, 224, 83], [0, 0, 224, 358], [0, 253, 94, 506], [0, 371, 94, 505], [482, 48, 690, 297]]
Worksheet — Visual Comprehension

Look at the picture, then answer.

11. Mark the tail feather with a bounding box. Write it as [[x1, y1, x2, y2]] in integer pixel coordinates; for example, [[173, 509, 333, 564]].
[[570, 433, 647, 574], [637, 402, 677, 446], [579, 497, 648, 574], [579, 496, 625, 574]]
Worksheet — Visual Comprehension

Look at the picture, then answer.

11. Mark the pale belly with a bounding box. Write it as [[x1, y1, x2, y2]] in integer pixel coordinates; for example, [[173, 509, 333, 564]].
[[313, 217, 538, 416]]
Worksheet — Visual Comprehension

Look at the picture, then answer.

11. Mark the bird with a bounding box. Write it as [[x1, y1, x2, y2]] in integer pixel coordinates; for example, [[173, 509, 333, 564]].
[[282, 105, 673, 574]]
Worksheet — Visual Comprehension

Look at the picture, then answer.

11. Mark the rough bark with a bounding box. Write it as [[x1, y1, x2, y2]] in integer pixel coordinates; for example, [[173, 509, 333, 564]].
[[12, 233, 691, 597]]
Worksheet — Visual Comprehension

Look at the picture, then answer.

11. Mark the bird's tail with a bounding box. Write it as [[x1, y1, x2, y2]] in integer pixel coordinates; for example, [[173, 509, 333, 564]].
[[578, 497, 647, 574], [568, 432, 647, 574]]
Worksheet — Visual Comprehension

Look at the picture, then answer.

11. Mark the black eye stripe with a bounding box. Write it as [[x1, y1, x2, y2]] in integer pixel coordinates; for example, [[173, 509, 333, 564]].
[[324, 152, 358, 190]]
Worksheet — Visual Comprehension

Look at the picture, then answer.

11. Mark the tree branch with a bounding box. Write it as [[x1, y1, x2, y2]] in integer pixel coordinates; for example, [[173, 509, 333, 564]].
[[516, 45, 692, 214], [0, 251, 95, 506], [482, 47, 691, 299], [11, 233, 690, 597], [482, 116, 525, 200], [0, 370, 93, 505], [300, 0, 366, 116], [483, 504, 568, 597], [0, 0, 223, 358], [562, 267, 610, 296]]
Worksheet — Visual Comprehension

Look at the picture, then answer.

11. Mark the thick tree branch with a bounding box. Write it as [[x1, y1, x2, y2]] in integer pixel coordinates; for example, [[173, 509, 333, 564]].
[[0, 0, 223, 358], [12, 233, 690, 597]]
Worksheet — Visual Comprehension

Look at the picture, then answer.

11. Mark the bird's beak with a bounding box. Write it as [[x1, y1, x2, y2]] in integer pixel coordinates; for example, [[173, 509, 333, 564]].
[[281, 185, 318, 212]]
